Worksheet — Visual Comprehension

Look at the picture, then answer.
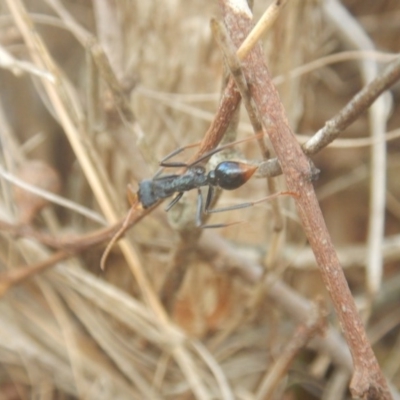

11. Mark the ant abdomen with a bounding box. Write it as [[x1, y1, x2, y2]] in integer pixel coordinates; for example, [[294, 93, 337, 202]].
[[208, 161, 257, 190]]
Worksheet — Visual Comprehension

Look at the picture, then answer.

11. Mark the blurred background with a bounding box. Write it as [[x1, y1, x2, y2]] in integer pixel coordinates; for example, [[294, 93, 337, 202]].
[[0, 0, 400, 399]]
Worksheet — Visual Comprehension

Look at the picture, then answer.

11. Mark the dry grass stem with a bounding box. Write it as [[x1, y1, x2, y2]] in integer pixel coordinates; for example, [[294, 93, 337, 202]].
[[0, 0, 400, 399]]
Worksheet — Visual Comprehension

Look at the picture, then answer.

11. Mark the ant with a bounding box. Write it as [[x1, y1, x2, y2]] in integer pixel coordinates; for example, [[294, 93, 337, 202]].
[[135, 134, 287, 228], [101, 134, 290, 268]]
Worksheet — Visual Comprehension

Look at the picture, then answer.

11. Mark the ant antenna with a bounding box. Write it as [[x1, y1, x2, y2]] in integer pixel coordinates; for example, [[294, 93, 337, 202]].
[[188, 132, 265, 167], [205, 190, 295, 214], [160, 132, 265, 169]]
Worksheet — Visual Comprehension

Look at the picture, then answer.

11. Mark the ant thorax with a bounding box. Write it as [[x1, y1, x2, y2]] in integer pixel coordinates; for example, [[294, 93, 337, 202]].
[[188, 165, 206, 176]]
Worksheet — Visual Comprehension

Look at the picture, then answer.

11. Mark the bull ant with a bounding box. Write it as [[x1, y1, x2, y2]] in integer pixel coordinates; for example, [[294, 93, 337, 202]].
[[101, 134, 289, 269], [135, 134, 288, 228]]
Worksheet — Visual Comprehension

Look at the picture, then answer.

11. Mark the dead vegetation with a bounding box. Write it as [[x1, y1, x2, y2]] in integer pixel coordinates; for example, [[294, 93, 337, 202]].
[[0, 0, 400, 399]]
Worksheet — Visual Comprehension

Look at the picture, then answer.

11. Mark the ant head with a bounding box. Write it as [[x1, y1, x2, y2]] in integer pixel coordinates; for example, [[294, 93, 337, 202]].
[[209, 161, 257, 190]]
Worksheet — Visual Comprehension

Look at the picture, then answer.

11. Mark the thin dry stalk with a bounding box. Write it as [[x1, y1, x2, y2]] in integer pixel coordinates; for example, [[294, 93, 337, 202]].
[[1, 1, 400, 399], [257, 54, 400, 178], [255, 304, 326, 399], [323, 0, 388, 298], [219, 0, 392, 398]]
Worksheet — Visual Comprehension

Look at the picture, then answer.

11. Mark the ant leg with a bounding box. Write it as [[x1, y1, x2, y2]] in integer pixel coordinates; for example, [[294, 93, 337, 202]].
[[196, 188, 204, 227], [159, 141, 201, 167], [157, 132, 265, 176], [205, 191, 295, 214], [205, 185, 215, 211], [153, 142, 201, 178], [201, 221, 243, 229], [188, 132, 264, 167], [165, 189, 220, 228], [165, 192, 184, 211], [200, 185, 244, 228]]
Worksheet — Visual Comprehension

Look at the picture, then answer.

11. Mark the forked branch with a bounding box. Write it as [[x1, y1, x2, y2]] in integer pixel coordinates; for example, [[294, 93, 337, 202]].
[[219, 0, 394, 399]]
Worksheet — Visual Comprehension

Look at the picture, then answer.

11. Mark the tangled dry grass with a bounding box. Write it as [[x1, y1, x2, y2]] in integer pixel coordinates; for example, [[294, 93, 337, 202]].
[[0, 0, 400, 399]]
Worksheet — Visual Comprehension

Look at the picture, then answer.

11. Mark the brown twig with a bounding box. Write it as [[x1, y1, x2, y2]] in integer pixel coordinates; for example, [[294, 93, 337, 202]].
[[219, 1, 391, 399], [257, 53, 400, 178], [210, 17, 285, 266], [158, 9, 278, 309], [255, 301, 327, 399], [211, 18, 266, 153], [186, 78, 242, 162], [197, 231, 353, 369], [0, 250, 71, 297], [323, 0, 388, 299], [189, 1, 288, 160], [0, 202, 150, 295], [0, 202, 149, 252]]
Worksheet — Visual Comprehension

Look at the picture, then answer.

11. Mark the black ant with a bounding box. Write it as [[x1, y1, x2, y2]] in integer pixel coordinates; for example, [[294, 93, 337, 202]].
[[101, 134, 290, 268], [135, 134, 286, 227]]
